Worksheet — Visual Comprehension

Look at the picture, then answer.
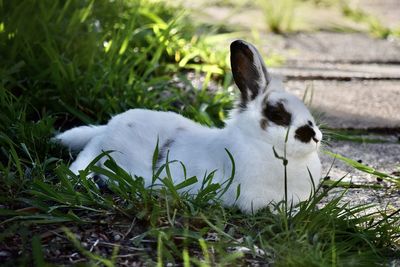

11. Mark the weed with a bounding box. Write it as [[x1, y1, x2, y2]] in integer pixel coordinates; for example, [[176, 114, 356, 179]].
[[341, 3, 399, 39], [258, 0, 296, 34]]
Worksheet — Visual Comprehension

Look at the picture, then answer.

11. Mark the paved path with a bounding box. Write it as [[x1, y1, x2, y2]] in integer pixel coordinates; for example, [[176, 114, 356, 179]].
[[266, 31, 400, 130], [272, 63, 400, 80], [320, 140, 400, 212], [358, 0, 400, 28], [285, 80, 400, 129], [265, 32, 400, 64]]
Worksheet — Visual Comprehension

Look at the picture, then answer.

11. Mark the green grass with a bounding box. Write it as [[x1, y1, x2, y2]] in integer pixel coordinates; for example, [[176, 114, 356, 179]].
[[2, 155, 399, 265], [255, 0, 400, 37], [1, 0, 399, 266], [322, 128, 400, 144], [257, 0, 296, 34], [340, 2, 400, 39]]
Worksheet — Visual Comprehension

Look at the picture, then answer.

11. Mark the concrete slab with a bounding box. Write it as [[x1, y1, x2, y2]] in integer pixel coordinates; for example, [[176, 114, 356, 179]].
[[271, 63, 400, 80], [285, 80, 400, 129], [320, 140, 400, 211], [180, 0, 400, 64], [183, 1, 368, 33], [262, 32, 400, 64], [358, 0, 400, 28], [321, 186, 400, 214], [321, 141, 400, 183]]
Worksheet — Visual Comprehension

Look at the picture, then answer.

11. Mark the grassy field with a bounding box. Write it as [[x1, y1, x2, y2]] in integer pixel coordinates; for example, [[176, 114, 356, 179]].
[[1, 0, 399, 266]]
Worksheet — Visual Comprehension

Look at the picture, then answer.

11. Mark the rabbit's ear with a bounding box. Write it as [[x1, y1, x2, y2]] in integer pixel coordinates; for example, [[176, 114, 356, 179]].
[[230, 40, 271, 107]]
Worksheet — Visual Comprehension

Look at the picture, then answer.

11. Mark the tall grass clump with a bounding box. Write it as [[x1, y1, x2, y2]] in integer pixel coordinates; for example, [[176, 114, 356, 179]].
[[341, 2, 400, 39], [257, 0, 296, 34], [1, 0, 231, 123], [0, 0, 233, 199], [0, 1, 234, 263]]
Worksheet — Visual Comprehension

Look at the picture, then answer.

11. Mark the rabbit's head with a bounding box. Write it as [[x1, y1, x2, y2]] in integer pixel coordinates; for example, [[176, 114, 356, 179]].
[[229, 40, 322, 158]]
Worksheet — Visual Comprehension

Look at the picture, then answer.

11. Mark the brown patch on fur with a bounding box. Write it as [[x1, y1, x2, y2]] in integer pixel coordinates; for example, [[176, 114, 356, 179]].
[[260, 118, 268, 130], [295, 125, 316, 143], [156, 138, 175, 167], [263, 101, 292, 126]]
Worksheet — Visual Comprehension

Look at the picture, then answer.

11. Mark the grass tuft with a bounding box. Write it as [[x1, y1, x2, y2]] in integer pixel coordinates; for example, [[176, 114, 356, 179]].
[[341, 2, 400, 39], [258, 0, 296, 34]]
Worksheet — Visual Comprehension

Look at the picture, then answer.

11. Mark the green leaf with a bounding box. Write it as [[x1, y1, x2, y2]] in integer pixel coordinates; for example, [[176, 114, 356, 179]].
[[324, 150, 399, 184], [32, 235, 46, 267], [175, 176, 198, 191]]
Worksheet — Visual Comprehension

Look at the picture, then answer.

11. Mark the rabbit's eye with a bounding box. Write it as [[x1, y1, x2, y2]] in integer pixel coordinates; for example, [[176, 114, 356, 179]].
[[295, 125, 316, 143], [263, 101, 292, 126]]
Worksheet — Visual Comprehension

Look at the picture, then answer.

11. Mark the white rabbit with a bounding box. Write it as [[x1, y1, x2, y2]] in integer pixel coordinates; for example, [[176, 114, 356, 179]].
[[55, 40, 322, 213]]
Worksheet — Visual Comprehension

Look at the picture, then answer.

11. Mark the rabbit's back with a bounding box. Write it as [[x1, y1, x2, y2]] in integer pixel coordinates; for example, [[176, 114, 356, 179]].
[[100, 109, 208, 180]]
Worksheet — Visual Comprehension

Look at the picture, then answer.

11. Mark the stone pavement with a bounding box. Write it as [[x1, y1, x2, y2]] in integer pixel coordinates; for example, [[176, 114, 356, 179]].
[[267, 31, 400, 130], [319, 141, 400, 211], [285, 80, 400, 129], [265, 32, 400, 64], [358, 0, 400, 28]]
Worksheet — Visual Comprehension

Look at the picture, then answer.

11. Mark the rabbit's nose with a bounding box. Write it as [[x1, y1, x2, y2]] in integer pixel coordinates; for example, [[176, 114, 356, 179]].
[[314, 128, 323, 143]]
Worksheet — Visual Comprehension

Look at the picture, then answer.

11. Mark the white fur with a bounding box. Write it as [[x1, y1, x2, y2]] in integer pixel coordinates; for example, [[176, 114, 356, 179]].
[[55, 40, 322, 213]]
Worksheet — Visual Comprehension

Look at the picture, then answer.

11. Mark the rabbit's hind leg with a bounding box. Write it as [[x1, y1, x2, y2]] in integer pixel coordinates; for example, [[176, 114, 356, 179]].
[[69, 135, 104, 176]]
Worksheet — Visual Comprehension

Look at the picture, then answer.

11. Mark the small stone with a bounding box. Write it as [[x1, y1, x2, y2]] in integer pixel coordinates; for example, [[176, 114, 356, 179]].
[[391, 171, 400, 177], [0, 251, 11, 257], [114, 234, 121, 241]]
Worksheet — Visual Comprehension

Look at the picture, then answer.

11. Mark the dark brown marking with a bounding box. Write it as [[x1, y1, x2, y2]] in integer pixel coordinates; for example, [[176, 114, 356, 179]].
[[295, 125, 316, 143], [127, 123, 134, 128], [263, 101, 292, 126], [260, 118, 268, 130], [156, 138, 175, 167]]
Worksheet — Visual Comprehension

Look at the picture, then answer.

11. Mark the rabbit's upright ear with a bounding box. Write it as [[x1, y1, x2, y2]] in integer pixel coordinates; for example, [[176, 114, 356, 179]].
[[230, 40, 271, 107]]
